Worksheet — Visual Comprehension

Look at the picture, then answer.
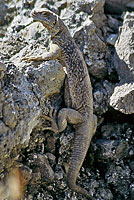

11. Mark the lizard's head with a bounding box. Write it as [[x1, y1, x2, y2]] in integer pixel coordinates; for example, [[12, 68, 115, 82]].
[[31, 8, 60, 33]]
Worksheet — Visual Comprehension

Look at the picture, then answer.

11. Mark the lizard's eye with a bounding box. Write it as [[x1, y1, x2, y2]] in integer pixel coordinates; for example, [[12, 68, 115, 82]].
[[42, 12, 48, 17]]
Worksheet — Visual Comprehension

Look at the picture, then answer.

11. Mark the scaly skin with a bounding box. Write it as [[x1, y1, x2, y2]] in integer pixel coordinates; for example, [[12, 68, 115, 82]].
[[22, 8, 97, 199]]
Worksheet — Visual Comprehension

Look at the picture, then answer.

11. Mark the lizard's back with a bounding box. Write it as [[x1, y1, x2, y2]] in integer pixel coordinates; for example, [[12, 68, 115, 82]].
[[53, 33, 93, 119]]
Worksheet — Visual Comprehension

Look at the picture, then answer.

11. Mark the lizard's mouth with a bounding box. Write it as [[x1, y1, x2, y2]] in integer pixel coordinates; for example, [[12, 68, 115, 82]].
[[31, 10, 57, 30], [31, 11, 42, 21]]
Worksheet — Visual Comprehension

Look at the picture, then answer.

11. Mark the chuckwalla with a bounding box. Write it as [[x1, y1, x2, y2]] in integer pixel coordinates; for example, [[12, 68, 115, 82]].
[[22, 8, 97, 199]]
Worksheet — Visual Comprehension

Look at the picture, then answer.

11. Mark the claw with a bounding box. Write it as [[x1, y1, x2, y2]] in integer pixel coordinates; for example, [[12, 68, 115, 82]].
[[53, 109, 57, 118], [21, 56, 31, 62], [41, 108, 59, 133], [49, 107, 54, 118]]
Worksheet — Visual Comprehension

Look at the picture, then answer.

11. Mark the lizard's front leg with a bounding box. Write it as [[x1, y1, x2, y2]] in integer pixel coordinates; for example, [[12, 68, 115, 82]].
[[21, 44, 61, 62]]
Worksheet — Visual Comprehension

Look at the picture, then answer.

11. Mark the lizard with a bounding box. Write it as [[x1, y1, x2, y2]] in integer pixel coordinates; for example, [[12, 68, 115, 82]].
[[22, 8, 97, 199]]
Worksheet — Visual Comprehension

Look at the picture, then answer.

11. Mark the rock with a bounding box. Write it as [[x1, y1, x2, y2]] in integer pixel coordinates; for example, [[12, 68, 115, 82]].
[[106, 34, 118, 46], [95, 123, 130, 162], [127, 2, 134, 9], [90, 0, 107, 38], [105, 0, 134, 14], [3, 101, 17, 129], [105, 164, 131, 198], [0, 120, 9, 135], [7, 11, 33, 33], [46, 153, 56, 167], [46, 135, 57, 153], [0, 63, 41, 173], [110, 83, 134, 114], [25, 61, 65, 99], [7, 165, 32, 200], [112, 51, 134, 83], [0, 2, 8, 25], [107, 15, 120, 33], [0, 36, 24, 60], [0, 62, 7, 89], [0, 92, 5, 118], [109, 12, 134, 114], [60, 4, 90, 36], [96, 138, 129, 162], [0, 60, 64, 175], [0, 2, 16, 37], [91, 122, 134, 199], [115, 12, 134, 79], [74, 19, 107, 79], [22, 0, 35, 8], [28, 153, 55, 183], [0, 62, 6, 79], [19, 21, 44, 41], [93, 80, 114, 115]]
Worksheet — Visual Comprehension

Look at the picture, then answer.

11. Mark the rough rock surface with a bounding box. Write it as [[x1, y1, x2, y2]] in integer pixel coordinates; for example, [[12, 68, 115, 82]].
[[0, 60, 64, 173], [105, 0, 134, 14], [0, 62, 40, 173], [110, 12, 134, 114], [115, 12, 134, 78], [110, 83, 134, 114], [0, 0, 134, 200]]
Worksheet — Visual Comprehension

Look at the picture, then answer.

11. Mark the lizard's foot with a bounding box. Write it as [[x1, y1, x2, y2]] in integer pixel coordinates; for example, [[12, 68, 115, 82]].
[[42, 107, 58, 133]]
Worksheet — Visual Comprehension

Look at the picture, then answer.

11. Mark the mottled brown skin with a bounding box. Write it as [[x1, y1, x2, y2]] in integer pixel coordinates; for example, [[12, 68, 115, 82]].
[[22, 8, 97, 199]]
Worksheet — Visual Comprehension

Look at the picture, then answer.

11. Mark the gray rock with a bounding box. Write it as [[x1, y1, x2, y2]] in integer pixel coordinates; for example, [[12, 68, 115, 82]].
[[3, 101, 17, 129], [0, 62, 7, 89], [127, 2, 134, 9], [107, 15, 120, 32], [105, 0, 134, 14], [0, 63, 41, 173], [74, 19, 107, 79], [90, 0, 107, 38], [109, 12, 134, 114], [93, 80, 114, 115], [7, 12, 33, 32], [30, 153, 55, 182], [25, 61, 65, 99], [0, 57, 65, 174], [106, 34, 118, 46], [105, 164, 131, 198], [0, 62, 6, 79], [0, 2, 8, 25], [115, 12, 134, 76], [112, 51, 134, 83], [96, 138, 129, 162], [110, 83, 134, 114], [0, 36, 24, 60]]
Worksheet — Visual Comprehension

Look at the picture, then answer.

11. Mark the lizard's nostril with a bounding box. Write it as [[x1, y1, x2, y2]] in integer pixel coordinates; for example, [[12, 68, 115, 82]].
[[31, 10, 36, 16]]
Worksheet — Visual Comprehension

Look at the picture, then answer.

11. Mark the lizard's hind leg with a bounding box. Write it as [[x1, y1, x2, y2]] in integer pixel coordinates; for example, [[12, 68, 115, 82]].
[[57, 108, 95, 199], [57, 108, 83, 132]]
